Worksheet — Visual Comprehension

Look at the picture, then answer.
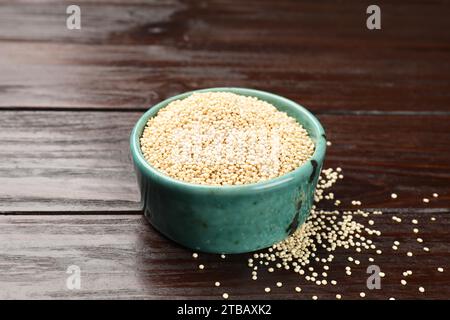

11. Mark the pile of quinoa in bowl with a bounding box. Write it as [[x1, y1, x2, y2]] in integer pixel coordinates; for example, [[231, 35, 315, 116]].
[[139, 91, 315, 186]]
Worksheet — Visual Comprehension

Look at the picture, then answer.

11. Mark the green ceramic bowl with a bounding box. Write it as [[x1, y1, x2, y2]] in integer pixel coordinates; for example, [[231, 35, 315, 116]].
[[130, 88, 326, 254]]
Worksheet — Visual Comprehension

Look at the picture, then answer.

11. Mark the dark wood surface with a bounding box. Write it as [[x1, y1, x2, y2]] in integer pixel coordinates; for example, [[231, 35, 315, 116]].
[[1, 0, 449, 111], [1, 112, 449, 212], [0, 213, 448, 299], [0, 0, 449, 299]]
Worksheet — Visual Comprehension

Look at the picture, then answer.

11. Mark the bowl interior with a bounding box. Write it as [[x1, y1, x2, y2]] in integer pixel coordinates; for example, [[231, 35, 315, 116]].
[[130, 87, 326, 192]]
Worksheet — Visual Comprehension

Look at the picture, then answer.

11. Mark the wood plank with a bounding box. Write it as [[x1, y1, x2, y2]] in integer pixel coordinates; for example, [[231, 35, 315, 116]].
[[0, 213, 448, 299], [322, 114, 450, 209], [1, 111, 449, 212], [0, 1, 449, 111], [0, 111, 142, 212]]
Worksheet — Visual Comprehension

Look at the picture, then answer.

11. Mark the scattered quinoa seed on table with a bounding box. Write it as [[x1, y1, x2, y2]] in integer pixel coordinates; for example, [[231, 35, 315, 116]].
[[246, 167, 382, 291]]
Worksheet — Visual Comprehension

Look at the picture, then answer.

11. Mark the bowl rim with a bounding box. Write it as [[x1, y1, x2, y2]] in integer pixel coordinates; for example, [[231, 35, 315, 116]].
[[130, 87, 326, 194]]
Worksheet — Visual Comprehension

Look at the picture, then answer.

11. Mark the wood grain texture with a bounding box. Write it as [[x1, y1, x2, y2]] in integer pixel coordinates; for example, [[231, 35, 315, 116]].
[[0, 0, 449, 111], [1, 111, 449, 212], [0, 213, 448, 299], [0, 111, 141, 212]]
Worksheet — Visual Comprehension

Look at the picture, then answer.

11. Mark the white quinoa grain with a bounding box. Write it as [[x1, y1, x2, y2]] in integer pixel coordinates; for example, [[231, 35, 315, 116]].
[[423, 198, 430, 203], [140, 92, 315, 185], [336, 294, 342, 300], [392, 216, 402, 223], [198, 264, 205, 270], [401, 279, 407, 285], [391, 193, 398, 199], [245, 167, 383, 287], [412, 219, 418, 224], [419, 287, 425, 293], [312, 295, 318, 300], [192, 253, 198, 258], [295, 286, 302, 292], [407, 252, 413, 257], [276, 282, 283, 287], [432, 193, 439, 198], [264, 287, 271, 293], [360, 292, 366, 298], [215, 281, 221, 287], [222, 293, 229, 299], [438, 267, 444, 272]]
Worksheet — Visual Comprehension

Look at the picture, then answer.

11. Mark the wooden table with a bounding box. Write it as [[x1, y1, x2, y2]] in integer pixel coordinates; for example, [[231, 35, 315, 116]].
[[0, 0, 449, 300]]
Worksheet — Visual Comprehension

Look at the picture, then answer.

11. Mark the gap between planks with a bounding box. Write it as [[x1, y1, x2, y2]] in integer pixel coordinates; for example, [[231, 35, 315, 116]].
[[2, 207, 449, 216], [1, 107, 450, 116]]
